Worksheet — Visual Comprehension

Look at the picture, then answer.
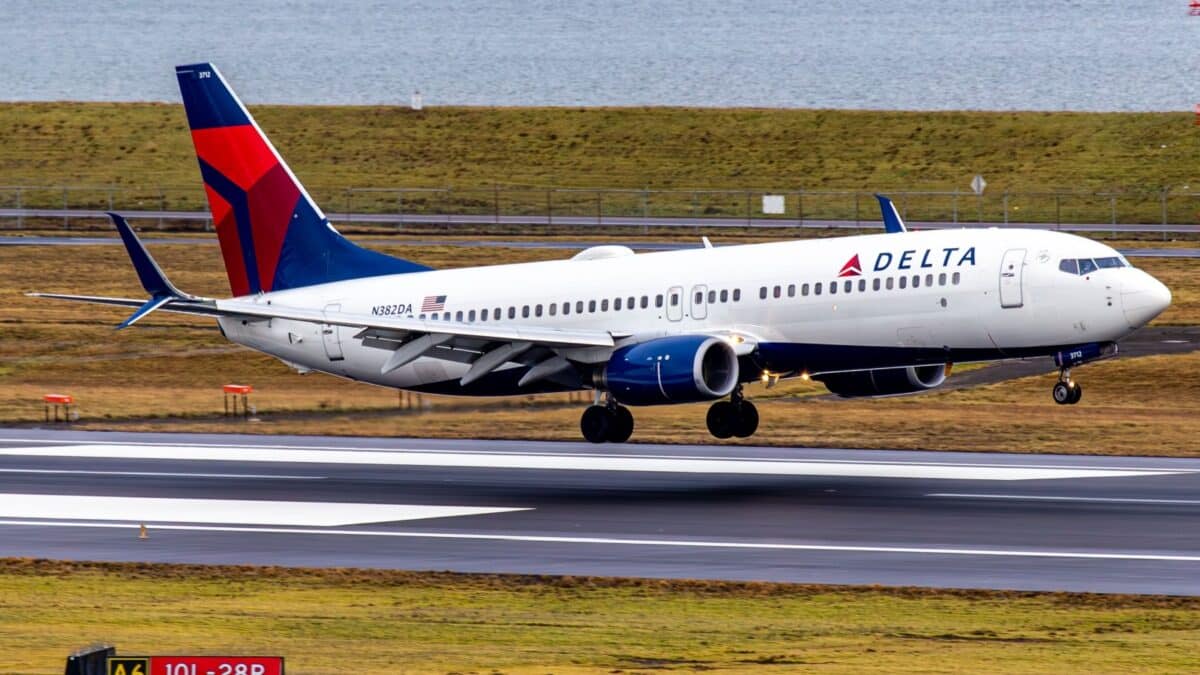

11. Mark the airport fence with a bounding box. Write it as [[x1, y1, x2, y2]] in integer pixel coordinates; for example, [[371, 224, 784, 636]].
[[0, 184, 1198, 232]]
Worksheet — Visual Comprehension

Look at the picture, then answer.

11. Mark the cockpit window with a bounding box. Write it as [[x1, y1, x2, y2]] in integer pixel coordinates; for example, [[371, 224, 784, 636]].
[[1059, 256, 1125, 275]]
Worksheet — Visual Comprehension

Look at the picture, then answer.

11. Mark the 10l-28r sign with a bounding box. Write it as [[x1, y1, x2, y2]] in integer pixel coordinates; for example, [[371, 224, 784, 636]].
[[107, 656, 284, 675]]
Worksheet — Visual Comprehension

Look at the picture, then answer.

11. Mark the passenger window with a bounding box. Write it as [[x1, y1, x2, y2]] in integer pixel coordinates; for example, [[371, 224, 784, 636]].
[[708, 290, 717, 303], [899, 277, 907, 289], [670, 293, 680, 306], [455, 311, 463, 321], [443, 312, 451, 321], [733, 289, 741, 301], [886, 277, 894, 290], [481, 309, 489, 321], [773, 285, 781, 299], [562, 302, 570, 315], [468, 310, 476, 322], [802, 283, 809, 296], [913, 275, 920, 288], [549, 303, 556, 316], [602, 299, 610, 311], [615, 298, 622, 311], [576, 301, 584, 313], [534, 304, 542, 318], [589, 300, 597, 312], [720, 289, 728, 302], [522, 306, 530, 318], [844, 280, 852, 293], [787, 284, 795, 298], [815, 282, 823, 296], [830, 281, 838, 295], [494, 307, 501, 319], [1078, 259, 1098, 275], [628, 296, 635, 308], [938, 273, 946, 286], [872, 278, 880, 291], [641, 296, 649, 308], [419, 313, 426, 320], [858, 279, 866, 292], [952, 272, 961, 285], [760, 286, 768, 299], [925, 274, 933, 287], [655, 295, 664, 308], [508, 307, 516, 319], [693, 292, 701, 305]]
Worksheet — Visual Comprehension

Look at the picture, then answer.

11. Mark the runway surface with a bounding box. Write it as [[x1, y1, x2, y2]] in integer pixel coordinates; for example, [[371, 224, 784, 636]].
[[2, 234, 1198, 258], [1, 429, 1198, 595]]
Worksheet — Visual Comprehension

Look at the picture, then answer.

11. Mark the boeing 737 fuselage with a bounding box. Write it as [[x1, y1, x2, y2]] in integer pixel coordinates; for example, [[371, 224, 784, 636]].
[[34, 63, 1172, 443]]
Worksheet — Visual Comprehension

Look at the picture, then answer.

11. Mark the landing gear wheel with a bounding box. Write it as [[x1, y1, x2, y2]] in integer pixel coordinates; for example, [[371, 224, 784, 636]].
[[1068, 382, 1082, 404], [706, 401, 737, 439], [580, 405, 610, 443], [607, 405, 634, 443], [733, 400, 759, 438], [1052, 382, 1072, 405]]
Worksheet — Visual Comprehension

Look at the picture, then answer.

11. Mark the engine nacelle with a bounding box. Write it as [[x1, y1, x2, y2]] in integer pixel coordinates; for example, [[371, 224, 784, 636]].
[[816, 364, 950, 398], [599, 335, 739, 406]]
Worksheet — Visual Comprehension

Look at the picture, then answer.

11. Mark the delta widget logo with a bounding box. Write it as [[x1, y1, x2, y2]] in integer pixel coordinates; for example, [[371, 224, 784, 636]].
[[838, 254, 862, 277]]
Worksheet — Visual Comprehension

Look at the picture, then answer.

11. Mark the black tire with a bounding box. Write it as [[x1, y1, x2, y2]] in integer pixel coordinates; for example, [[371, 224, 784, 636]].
[[1052, 382, 1072, 405], [607, 405, 634, 443], [706, 401, 736, 439], [1068, 382, 1083, 405], [580, 405, 610, 443], [733, 401, 759, 438]]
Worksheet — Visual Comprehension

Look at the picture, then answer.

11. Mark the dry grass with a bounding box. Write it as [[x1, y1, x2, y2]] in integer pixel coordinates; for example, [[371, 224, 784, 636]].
[[2, 558, 1199, 674]]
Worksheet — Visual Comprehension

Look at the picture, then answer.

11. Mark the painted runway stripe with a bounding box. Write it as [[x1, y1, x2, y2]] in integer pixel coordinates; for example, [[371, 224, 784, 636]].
[[929, 493, 1200, 505], [0, 494, 528, 527], [1, 437, 1192, 473], [0, 519, 1197, 563], [0, 468, 322, 480], [0, 444, 1180, 480]]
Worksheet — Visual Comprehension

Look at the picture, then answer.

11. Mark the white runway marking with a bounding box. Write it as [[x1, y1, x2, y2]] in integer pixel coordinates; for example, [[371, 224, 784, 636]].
[[0, 468, 322, 480], [0, 494, 527, 527], [0, 519, 1197, 563], [929, 493, 1200, 505], [0, 443, 1182, 481]]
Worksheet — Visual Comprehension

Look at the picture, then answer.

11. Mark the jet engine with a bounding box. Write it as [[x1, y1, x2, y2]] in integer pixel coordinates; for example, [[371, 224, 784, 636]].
[[597, 335, 739, 406], [815, 364, 950, 398]]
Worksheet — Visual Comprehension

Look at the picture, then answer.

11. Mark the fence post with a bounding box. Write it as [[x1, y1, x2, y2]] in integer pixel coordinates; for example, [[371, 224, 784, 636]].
[[107, 188, 114, 211], [1002, 191, 1008, 225], [396, 190, 404, 230], [158, 187, 166, 230], [952, 190, 958, 224], [494, 184, 500, 225], [15, 187, 21, 229], [797, 189, 804, 226], [1055, 194, 1061, 230], [596, 190, 602, 225], [977, 191, 983, 224], [853, 192, 860, 226], [1161, 187, 1168, 241], [547, 189, 553, 226], [747, 190, 753, 227], [62, 186, 69, 230], [641, 189, 648, 218], [1110, 194, 1116, 238]]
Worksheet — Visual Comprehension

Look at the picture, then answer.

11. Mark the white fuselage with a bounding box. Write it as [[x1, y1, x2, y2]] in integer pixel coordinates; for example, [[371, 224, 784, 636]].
[[218, 228, 1170, 396]]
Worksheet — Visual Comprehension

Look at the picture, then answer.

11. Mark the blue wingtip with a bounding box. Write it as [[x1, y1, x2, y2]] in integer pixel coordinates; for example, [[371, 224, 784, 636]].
[[108, 212, 179, 298], [874, 194, 908, 234]]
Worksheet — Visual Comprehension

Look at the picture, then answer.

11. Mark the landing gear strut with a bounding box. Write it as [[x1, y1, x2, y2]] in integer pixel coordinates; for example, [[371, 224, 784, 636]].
[[706, 386, 759, 439], [580, 393, 634, 444], [1052, 368, 1082, 405]]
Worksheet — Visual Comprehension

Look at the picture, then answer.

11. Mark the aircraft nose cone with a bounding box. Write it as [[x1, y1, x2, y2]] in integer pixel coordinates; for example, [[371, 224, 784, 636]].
[[1121, 271, 1172, 328]]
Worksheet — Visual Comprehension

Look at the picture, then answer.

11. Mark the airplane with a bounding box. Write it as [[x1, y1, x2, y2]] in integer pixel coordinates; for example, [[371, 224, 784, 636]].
[[31, 63, 1172, 443]]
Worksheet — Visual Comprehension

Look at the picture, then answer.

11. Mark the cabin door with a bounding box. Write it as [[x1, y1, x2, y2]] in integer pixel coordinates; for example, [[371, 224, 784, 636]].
[[999, 249, 1026, 308], [322, 303, 345, 361]]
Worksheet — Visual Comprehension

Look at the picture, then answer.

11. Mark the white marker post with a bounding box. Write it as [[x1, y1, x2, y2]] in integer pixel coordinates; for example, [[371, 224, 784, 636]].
[[971, 174, 987, 223]]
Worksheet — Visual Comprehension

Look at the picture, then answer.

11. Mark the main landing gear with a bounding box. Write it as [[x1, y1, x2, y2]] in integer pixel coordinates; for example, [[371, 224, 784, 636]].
[[706, 386, 759, 439], [1052, 368, 1083, 405], [581, 395, 634, 444]]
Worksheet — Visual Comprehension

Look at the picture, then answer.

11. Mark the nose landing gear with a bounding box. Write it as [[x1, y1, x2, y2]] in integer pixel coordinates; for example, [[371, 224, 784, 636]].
[[706, 386, 759, 439], [1052, 368, 1082, 405], [580, 393, 634, 443]]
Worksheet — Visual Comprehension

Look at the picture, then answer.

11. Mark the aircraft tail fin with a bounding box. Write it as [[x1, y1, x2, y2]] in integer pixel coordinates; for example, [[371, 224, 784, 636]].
[[874, 194, 908, 234], [175, 62, 430, 297]]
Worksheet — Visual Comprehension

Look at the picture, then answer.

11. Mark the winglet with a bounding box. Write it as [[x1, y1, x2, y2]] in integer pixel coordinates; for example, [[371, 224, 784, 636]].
[[108, 213, 188, 329], [874, 194, 908, 234]]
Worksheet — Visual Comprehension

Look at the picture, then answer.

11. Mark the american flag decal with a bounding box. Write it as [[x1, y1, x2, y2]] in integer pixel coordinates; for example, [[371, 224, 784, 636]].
[[421, 294, 447, 312]]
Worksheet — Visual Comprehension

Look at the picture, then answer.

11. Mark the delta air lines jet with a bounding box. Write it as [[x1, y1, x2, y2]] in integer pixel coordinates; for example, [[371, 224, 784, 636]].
[[32, 63, 1172, 443]]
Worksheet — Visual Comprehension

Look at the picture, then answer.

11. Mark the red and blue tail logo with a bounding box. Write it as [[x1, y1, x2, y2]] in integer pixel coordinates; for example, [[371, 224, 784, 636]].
[[176, 63, 428, 296], [838, 254, 862, 277]]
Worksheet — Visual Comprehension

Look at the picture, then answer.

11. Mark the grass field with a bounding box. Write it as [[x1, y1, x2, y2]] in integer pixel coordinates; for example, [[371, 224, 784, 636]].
[[2, 559, 1199, 674], [1, 240, 1198, 456], [2, 104, 1199, 223]]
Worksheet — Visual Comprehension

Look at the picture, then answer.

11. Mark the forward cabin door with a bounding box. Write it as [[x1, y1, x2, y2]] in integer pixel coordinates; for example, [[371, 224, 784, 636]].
[[691, 284, 708, 320], [999, 248, 1026, 308], [666, 286, 684, 321], [322, 302, 345, 361]]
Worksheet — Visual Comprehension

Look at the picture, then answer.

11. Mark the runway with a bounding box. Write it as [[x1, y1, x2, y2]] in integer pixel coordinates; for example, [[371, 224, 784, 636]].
[[1, 430, 1198, 595]]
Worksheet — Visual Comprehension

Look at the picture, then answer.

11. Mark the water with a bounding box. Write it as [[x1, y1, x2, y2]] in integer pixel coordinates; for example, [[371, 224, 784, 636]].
[[0, 1, 1195, 111]]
